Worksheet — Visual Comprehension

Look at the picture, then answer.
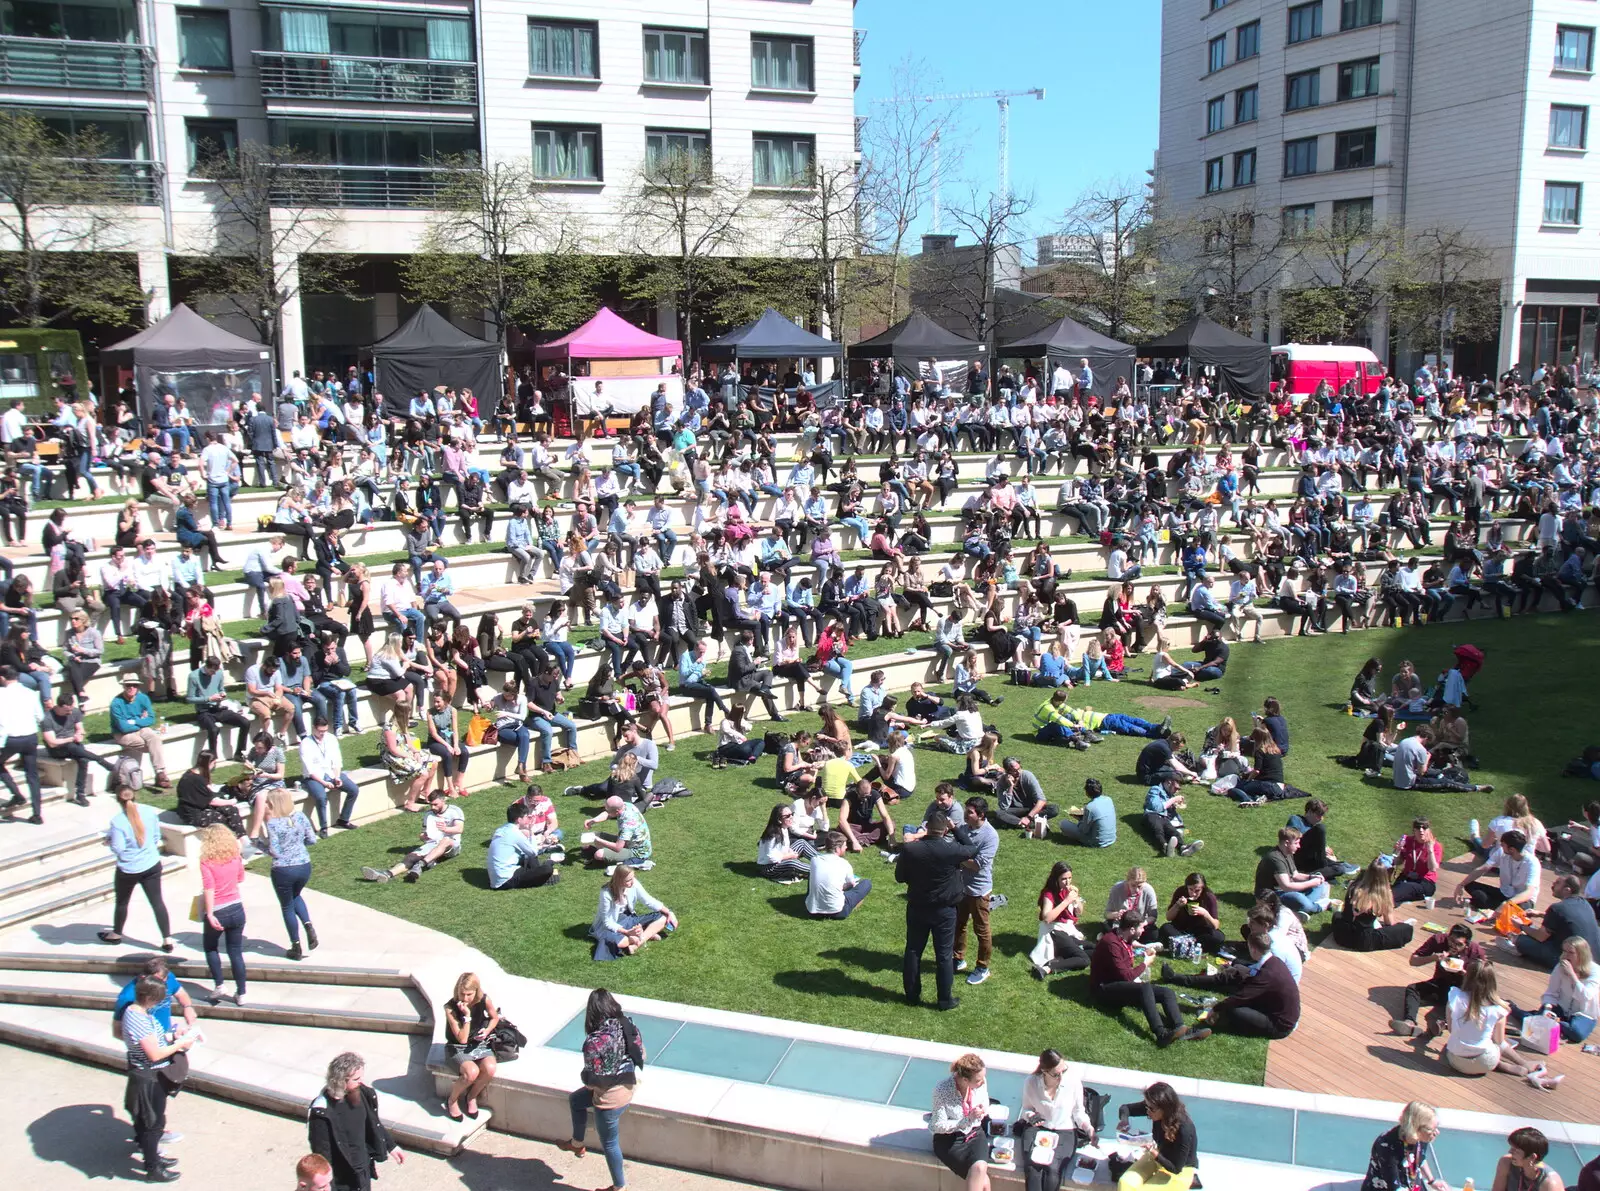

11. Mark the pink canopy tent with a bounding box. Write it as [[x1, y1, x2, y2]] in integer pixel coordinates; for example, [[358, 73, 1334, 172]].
[[533, 306, 681, 361]]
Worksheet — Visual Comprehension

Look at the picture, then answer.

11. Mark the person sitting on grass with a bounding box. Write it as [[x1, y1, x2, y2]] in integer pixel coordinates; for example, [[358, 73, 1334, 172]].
[[1227, 726, 1289, 805], [1254, 826, 1331, 919], [1028, 861, 1089, 980], [1090, 911, 1202, 1049], [1442, 962, 1563, 1090], [1389, 923, 1485, 1039], [903, 681, 946, 721], [1105, 866, 1159, 943], [361, 791, 465, 884], [1191, 930, 1300, 1040], [1060, 778, 1116, 848], [566, 752, 649, 812], [1159, 872, 1227, 954], [757, 803, 816, 884], [582, 795, 653, 869], [591, 864, 676, 961], [711, 706, 764, 769], [1032, 688, 1090, 750], [806, 830, 871, 919], [1391, 817, 1444, 904], [1143, 776, 1205, 859], [1456, 829, 1541, 914], [487, 797, 559, 890], [838, 777, 895, 852], [920, 695, 985, 754], [1287, 798, 1361, 880], [991, 757, 1057, 834], [1136, 733, 1202, 785], [1331, 865, 1416, 952]]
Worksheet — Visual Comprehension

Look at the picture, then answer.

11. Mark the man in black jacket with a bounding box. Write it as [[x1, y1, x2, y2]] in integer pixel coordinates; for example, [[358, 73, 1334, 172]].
[[728, 630, 786, 722], [307, 1051, 404, 1191], [895, 811, 979, 1010]]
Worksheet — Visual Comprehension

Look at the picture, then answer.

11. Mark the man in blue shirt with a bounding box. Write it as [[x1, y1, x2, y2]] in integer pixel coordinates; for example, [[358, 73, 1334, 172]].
[[954, 795, 1000, 986], [113, 955, 196, 1038], [487, 798, 558, 889], [505, 507, 539, 584], [276, 643, 315, 736], [1060, 778, 1116, 847]]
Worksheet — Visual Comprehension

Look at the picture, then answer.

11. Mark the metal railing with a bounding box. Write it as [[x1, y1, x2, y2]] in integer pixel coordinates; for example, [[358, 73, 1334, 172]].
[[55, 157, 162, 204], [266, 163, 469, 209], [0, 35, 149, 90], [255, 50, 477, 105], [853, 29, 866, 67], [854, 115, 866, 153]]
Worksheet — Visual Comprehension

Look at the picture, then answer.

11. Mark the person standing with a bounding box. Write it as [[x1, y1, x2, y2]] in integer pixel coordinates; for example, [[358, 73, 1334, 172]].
[[559, 987, 642, 1191], [954, 796, 999, 987], [262, 788, 319, 961], [122, 974, 196, 1182], [0, 664, 45, 822], [307, 1052, 405, 1191], [197, 824, 248, 1004], [895, 811, 979, 1010], [99, 784, 174, 950]]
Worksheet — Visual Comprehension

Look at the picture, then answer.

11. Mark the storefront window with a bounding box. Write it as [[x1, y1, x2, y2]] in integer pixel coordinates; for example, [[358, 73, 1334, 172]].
[[1519, 304, 1600, 375]]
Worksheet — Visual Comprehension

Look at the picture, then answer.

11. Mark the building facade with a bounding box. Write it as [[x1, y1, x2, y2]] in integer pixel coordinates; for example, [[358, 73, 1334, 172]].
[[0, 0, 858, 375], [1156, 0, 1600, 375]]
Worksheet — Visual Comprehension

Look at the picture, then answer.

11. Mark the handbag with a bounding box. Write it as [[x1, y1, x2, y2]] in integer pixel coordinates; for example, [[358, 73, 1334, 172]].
[[488, 1017, 527, 1060], [188, 894, 204, 923], [159, 1048, 190, 1090]]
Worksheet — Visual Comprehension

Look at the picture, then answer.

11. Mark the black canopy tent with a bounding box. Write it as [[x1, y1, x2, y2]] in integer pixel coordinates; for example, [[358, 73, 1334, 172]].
[[999, 315, 1136, 399], [699, 308, 843, 361], [370, 305, 502, 420], [103, 303, 272, 428], [1138, 315, 1271, 399], [846, 310, 984, 360]]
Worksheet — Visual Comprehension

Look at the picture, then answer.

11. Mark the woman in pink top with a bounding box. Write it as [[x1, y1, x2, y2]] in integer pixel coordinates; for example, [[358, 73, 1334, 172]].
[[199, 824, 249, 1004]]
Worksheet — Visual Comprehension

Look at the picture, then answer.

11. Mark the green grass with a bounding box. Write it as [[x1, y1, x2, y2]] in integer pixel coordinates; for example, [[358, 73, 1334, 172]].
[[294, 611, 1600, 1086]]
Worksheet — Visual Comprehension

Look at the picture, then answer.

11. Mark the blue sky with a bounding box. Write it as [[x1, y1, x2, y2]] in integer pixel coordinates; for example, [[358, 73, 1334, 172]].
[[854, 0, 1161, 250]]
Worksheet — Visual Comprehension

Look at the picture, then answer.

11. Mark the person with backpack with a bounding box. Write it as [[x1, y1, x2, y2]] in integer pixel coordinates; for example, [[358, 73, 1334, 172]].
[[557, 987, 643, 1191]]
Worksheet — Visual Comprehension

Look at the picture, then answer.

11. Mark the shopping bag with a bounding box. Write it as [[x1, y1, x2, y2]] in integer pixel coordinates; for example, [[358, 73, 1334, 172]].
[[465, 714, 490, 746], [1493, 901, 1531, 936], [1519, 1013, 1560, 1055]]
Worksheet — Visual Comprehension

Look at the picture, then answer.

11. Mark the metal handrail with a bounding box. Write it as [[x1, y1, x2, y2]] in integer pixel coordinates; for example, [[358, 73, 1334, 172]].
[[55, 157, 162, 204], [0, 34, 150, 90], [853, 29, 866, 67], [266, 162, 470, 209], [254, 49, 476, 104]]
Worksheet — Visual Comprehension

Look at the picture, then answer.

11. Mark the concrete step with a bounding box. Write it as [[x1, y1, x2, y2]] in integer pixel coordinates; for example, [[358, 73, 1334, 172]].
[[0, 828, 104, 876], [0, 855, 186, 931], [0, 949, 412, 988]]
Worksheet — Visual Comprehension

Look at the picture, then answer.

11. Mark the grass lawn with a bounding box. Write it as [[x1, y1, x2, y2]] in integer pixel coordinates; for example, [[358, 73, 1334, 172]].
[[291, 612, 1598, 1086]]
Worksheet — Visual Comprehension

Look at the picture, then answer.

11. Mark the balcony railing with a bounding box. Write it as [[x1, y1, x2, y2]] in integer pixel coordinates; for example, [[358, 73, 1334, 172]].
[[267, 163, 469, 209], [853, 29, 866, 67], [854, 115, 866, 152], [59, 158, 162, 204], [255, 50, 477, 105], [0, 35, 150, 90]]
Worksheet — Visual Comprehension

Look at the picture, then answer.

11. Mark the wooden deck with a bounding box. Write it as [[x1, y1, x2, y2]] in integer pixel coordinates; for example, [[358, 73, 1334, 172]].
[[1265, 855, 1600, 1118]]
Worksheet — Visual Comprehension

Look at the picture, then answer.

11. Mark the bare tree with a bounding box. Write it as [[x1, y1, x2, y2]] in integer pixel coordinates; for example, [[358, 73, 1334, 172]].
[[622, 147, 748, 355], [780, 157, 867, 344], [916, 183, 1035, 349], [400, 157, 593, 361], [176, 141, 349, 379], [1389, 226, 1502, 365], [0, 110, 142, 327], [1169, 203, 1289, 335], [1280, 209, 1401, 344], [859, 59, 954, 326], [1044, 178, 1164, 341]]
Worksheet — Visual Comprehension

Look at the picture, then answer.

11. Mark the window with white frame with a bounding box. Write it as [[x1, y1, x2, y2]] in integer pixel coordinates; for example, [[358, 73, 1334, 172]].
[[751, 35, 812, 92], [646, 129, 710, 178], [643, 27, 707, 85], [532, 124, 600, 181], [753, 133, 813, 188]]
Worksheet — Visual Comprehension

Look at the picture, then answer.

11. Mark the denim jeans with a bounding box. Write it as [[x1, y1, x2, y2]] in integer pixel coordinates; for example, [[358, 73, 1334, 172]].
[[1100, 713, 1161, 737], [529, 713, 578, 764], [384, 608, 427, 638], [823, 656, 854, 699], [502, 723, 533, 767], [270, 861, 312, 944], [545, 640, 576, 679], [1278, 885, 1331, 915], [569, 1087, 627, 1187], [207, 481, 233, 529], [203, 900, 247, 992], [302, 774, 359, 831], [311, 682, 359, 732]]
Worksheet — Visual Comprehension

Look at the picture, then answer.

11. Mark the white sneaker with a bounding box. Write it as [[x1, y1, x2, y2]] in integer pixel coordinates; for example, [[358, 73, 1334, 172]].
[[955, 959, 969, 972]]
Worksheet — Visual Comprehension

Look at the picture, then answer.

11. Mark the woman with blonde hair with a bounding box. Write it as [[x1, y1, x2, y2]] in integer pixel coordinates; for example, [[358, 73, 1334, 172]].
[[1443, 963, 1562, 1089], [929, 1052, 992, 1191], [262, 786, 318, 960], [367, 632, 416, 724], [1331, 865, 1414, 952], [198, 823, 248, 1003], [1509, 936, 1600, 1044], [343, 561, 377, 665], [381, 709, 437, 812], [443, 972, 502, 1120], [98, 783, 174, 950], [1358, 1101, 1449, 1191], [1199, 716, 1244, 781]]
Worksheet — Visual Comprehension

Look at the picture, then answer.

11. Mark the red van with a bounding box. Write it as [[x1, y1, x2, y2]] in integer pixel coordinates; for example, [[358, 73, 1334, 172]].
[[1270, 344, 1385, 400]]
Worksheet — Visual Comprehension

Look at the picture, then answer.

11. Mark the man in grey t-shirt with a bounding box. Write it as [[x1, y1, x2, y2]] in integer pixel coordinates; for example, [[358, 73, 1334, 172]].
[[954, 796, 1000, 985], [1060, 778, 1116, 848], [613, 722, 660, 788]]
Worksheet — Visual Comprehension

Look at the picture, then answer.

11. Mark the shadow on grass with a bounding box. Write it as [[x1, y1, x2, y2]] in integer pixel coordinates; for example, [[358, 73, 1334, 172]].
[[817, 946, 903, 974], [772, 966, 902, 1004], [459, 867, 493, 890], [769, 894, 813, 919], [722, 860, 768, 880]]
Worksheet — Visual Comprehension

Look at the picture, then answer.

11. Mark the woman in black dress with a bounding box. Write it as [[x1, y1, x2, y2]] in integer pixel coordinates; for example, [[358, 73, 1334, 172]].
[[342, 563, 376, 667]]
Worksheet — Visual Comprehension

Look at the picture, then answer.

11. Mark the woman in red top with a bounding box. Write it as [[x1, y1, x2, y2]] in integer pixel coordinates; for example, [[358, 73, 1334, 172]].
[[1029, 862, 1088, 978], [814, 617, 854, 705], [1392, 817, 1444, 904]]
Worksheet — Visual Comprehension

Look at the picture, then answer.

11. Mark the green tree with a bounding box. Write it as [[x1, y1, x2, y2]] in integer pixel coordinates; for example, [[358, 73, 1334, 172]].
[[1389, 226, 1502, 363], [0, 110, 142, 327], [1281, 209, 1401, 344]]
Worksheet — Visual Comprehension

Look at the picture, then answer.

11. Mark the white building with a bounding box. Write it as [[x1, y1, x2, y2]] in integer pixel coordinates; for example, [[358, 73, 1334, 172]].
[[1155, 0, 1600, 374], [0, 0, 858, 375]]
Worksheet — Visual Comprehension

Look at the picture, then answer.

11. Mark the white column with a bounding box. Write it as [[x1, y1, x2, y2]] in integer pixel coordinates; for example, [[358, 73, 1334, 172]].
[[138, 249, 171, 323], [1499, 280, 1522, 374], [276, 250, 304, 383]]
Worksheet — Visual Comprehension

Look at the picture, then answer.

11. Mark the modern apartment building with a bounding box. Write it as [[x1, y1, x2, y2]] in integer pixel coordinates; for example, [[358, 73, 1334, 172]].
[[0, 0, 858, 374], [1156, 0, 1600, 374]]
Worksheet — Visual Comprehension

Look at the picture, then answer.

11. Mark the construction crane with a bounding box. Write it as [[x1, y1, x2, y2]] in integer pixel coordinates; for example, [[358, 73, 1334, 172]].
[[869, 87, 1045, 231]]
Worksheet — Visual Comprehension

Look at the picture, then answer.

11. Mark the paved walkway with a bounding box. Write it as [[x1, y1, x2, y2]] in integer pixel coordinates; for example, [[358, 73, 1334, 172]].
[[7, 1041, 774, 1191]]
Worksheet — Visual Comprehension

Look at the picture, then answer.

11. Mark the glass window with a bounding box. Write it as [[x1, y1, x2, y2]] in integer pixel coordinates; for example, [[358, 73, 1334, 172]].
[[1556, 25, 1594, 71], [1285, 70, 1320, 111], [644, 26, 707, 85], [532, 124, 600, 180], [1333, 126, 1376, 169], [1282, 203, 1316, 238], [1332, 197, 1373, 233], [1550, 105, 1588, 149], [752, 133, 813, 188], [1235, 85, 1258, 123], [1208, 35, 1225, 73], [1287, 2, 1322, 44], [177, 8, 230, 70], [1337, 57, 1379, 100], [1236, 20, 1259, 59], [185, 117, 236, 170], [269, 119, 475, 165], [0, 355, 40, 400], [528, 19, 597, 78], [4, 0, 138, 42], [1284, 136, 1317, 177], [1545, 182, 1581, 226], [32, 106, 145, 157], [751, 35, 812, 91], [1340, 0, 1381, 31], [1210, 0, 1230, 10], [1205, 157, 1224, 193], [1206, 96, 1225, 133], [1233, 149, 1256, 187], [646, 129, 710, 177]]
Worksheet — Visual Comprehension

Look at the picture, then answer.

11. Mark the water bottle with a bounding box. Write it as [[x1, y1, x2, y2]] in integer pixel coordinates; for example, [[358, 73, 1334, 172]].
[[1462, 1179, 1475, 1191]]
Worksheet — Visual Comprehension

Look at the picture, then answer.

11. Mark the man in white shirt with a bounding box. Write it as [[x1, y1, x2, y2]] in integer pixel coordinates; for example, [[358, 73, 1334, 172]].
[[807, 830, 871, 918], [0, 666, 45, 822], [299, 716, 359, 834], [98, 546, 148, 642], [361, 791, 466, 883], [0, 399, 26, 445], [130, 540, 167, 597]]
